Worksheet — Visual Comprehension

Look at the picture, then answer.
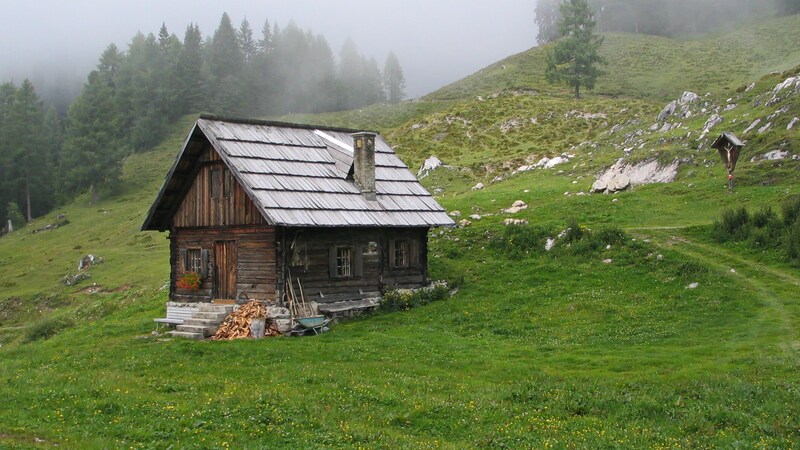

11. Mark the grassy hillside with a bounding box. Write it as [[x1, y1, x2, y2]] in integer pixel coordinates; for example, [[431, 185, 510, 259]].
[[430, 15, 800, 102], [1, 14, 800, 448]]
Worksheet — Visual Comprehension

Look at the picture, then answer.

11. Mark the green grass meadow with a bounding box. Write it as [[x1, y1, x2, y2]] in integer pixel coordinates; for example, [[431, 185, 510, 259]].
[[2, 15, 800, 448]]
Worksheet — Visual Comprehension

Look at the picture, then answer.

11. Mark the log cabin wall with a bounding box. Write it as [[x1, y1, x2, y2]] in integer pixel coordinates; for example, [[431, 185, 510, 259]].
[[170, 226, 277, 303], [173, 146, 264, 228], [280, 227, 429, 303]]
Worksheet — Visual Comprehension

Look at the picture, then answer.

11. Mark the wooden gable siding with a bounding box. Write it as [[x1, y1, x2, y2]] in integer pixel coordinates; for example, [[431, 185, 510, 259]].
[[280, 227, 429, 303], [171, 226, 277, 302], [173, 146, 265, 228]]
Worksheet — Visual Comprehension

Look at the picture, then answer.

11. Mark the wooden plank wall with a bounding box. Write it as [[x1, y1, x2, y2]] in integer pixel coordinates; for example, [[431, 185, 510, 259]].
[[281, 227, 429, 303], [172, 146, 264, 228], [171, 226, 277, 303]]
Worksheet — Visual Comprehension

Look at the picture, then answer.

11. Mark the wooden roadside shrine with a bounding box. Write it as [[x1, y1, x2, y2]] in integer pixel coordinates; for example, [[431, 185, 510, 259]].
[[711, 132, 744, 192], [142, 115, 453, 316]]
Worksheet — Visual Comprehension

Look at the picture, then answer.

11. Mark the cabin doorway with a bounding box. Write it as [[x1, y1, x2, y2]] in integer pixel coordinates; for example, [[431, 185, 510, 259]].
[[214, 240, 237, 299]]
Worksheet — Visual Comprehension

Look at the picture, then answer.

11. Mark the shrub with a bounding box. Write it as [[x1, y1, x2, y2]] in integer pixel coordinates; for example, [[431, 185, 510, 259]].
[[676, 261, 709, 279], [784, 219, 800, 263], [782, 195, 800, 226], [712, 207, 750, 242], [24, 316, 74, 343], [488, 224, 551, 259], [379, 282, 450, 313]]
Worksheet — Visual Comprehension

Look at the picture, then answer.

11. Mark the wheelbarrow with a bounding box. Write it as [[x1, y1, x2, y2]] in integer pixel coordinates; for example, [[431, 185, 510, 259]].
[[291, 315, 331, 336]]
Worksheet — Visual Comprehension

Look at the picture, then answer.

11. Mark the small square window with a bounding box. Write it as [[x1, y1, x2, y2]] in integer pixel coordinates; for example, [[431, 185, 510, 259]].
[[336, 246, 352, 277], [187, 248, 202, 274]]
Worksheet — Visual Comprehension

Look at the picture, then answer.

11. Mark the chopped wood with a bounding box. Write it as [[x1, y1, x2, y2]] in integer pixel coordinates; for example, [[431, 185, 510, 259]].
[[211, 300, 279, 340]]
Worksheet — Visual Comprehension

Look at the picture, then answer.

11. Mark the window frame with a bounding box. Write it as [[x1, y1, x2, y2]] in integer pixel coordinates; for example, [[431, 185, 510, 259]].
[[392, 239, 409, 268], [335, 246, 353, 278], [187, 248, 203, 274], [329, 244, 363, 279]]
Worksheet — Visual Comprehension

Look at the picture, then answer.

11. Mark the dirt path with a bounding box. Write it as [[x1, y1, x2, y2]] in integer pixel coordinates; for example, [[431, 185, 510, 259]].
[[637, 228, 800, 358]]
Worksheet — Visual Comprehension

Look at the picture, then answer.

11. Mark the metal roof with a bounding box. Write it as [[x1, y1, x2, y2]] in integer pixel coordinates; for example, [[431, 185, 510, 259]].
[[142, 116, 454, 230]]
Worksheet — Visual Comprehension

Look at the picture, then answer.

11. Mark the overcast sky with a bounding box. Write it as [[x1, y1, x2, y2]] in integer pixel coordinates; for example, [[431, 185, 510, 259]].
[[1, 0, 537, 101]]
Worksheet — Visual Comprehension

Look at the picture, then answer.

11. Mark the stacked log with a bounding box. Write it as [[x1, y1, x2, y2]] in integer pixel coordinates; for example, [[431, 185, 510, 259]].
[[211, 300, 280, 340]]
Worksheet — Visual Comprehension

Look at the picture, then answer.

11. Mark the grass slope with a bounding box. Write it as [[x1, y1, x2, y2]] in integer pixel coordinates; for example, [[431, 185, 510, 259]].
[[1, 15, 800, 448], [430, 15, 800, 102]]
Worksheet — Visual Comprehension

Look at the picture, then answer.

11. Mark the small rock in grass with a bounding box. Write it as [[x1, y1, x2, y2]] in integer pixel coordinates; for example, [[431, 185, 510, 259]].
[[458, 219, 472, 227], [449, 210, 462, 217], [602, 259, 613, 264], [687, 282, 699, 289]]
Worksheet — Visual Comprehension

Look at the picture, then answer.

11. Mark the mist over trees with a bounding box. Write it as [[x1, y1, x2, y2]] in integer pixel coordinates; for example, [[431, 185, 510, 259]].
[[0, 13, 407, 229], [536, 0, 790, 44]]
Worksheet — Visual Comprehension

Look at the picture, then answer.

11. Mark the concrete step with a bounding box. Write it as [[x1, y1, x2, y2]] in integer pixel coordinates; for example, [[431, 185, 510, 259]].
[[170, 330, 205, 339], [183, 318, 224, 327], [176, 324, 217, 337]]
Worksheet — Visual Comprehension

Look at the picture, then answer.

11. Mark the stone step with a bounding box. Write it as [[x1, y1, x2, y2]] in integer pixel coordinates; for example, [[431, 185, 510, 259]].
[[176, 324, 217, 337], [193, 311, 228, 320], [198, 304, 234, 314], [183, 318, 224, 327], [169, 330, 205, 340]]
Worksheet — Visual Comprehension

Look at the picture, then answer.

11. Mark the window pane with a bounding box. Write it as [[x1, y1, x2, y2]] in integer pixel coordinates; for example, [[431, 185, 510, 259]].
[[336, 247, 352, 277], [188, 249, 202, 273], [393, 240, 408, 268]]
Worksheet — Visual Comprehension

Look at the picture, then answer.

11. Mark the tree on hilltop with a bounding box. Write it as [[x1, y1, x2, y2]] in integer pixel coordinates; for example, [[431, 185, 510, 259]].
[[383, 51, 406, 103], [545, 0, 604, 99]]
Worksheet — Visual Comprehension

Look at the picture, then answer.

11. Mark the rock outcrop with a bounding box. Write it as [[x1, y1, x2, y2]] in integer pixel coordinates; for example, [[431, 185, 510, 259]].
[[592, 158, 680, 194]]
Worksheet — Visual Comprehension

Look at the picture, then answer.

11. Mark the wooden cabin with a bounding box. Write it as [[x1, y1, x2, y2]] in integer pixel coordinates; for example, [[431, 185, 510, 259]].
[[142, 116, 453, 306]]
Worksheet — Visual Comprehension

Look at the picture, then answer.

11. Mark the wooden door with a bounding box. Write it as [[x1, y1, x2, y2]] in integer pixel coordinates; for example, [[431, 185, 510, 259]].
[[214, 240, 237, 299]]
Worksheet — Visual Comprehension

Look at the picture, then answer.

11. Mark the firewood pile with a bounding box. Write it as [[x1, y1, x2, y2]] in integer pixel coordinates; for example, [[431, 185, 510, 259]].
[[210, 300, 280, 340]]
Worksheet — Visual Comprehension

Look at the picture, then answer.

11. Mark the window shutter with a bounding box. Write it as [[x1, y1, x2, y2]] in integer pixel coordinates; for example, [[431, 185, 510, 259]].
[[329, 245, 337, 277], [180, 249, 188, 272], [201, 249, 209, 278], [410, 239, 420, 267], [354, 245, 363, 277], [388, 240, 396, 268]]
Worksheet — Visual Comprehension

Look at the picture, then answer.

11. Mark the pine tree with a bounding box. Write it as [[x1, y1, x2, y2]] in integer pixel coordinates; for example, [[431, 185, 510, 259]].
[[258, 19, 273, 55], [9, 80, 49, 222], [239, 18, 256, 65], [207, 12, 245, 114], [545, 0, 604, 99], [178, 23, 205, 113], [383, 51, 406, 103]]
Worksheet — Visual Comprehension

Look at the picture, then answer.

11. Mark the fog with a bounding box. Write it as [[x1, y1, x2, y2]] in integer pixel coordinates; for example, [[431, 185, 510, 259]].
[[0, 0, 537, 104]]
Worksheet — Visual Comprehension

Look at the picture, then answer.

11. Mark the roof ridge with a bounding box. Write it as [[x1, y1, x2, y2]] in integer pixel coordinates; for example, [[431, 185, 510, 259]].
[[198, 114, 378, 135]]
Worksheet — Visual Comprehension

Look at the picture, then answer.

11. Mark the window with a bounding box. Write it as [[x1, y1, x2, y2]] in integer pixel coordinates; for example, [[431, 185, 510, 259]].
[[392, 239, 409, 268], [180, 248, 208, 278], [390, 238, 420, 269], [187, 249, 202, 274], [336, 246, 352, 277], [329, 244, 363, 278]]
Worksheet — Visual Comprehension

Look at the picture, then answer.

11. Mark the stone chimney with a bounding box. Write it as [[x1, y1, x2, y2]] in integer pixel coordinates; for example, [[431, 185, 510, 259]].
[[352, 132, 377, 201]]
